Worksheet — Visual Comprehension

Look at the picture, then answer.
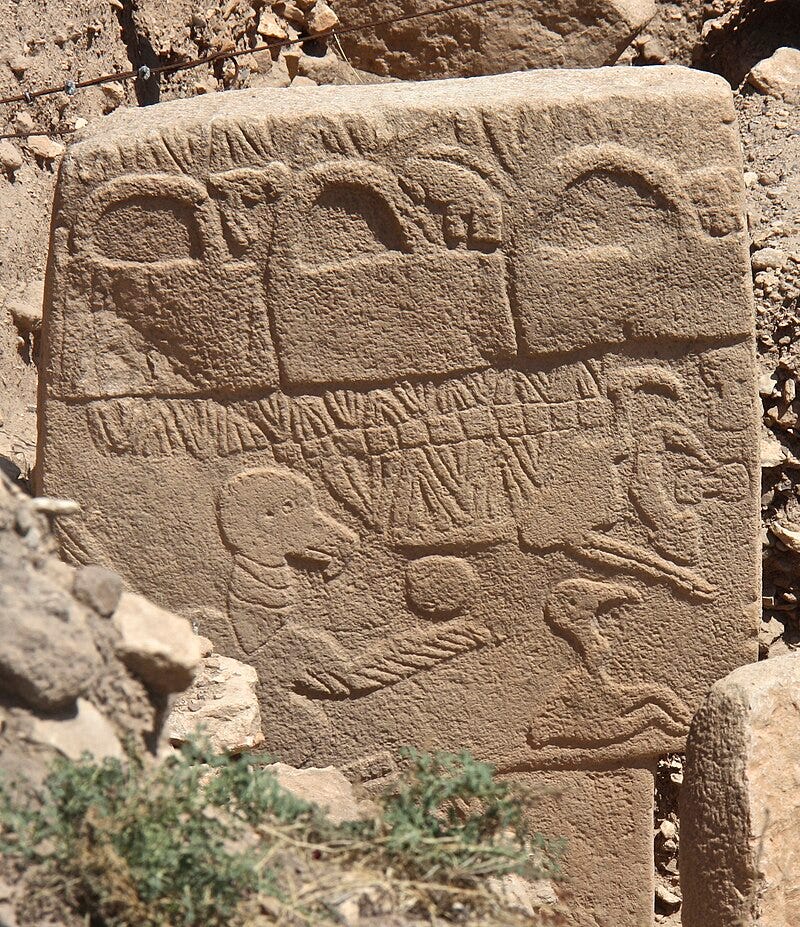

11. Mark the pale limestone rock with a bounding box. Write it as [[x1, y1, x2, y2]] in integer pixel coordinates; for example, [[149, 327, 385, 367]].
[[306, 1, 338, 35], [167, 653, 264, 754], [770, 521, 800, 555], [0, 140, 23, 173], [113, 592, 201, 693], [488, 873, 559, 916], [747, 47, 800, 103], [761, 432, 787, 469], [25, 134, 65, 161], [7, 54, 33, 76], [29, 698, 124, 762], [256, 9, 287, 40], [682, 654, 800, 927], [267, 763, 377, 824], [751, 247, 790, 271], [5, 278, 43, 335], [289, 75, 317, 88]]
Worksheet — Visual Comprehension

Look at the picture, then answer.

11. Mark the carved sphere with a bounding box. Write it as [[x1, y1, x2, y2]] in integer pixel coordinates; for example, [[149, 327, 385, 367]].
[[405, 555, 479, 619]]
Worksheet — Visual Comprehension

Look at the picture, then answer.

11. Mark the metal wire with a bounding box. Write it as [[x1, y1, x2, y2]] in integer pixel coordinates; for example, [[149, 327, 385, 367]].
[[0, 0, 498, 108], [0, 129, 75, 140]]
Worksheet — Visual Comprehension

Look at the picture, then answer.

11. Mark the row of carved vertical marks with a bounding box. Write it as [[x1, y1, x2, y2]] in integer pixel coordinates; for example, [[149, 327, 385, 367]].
[[39, 68, 760, 777]]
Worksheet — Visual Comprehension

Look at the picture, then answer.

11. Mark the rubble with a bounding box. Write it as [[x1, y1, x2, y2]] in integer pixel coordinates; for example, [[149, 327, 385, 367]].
[[0, 472, 201, 785], [168, 652, 265, 754], [267, 763, 378, 825], [747, 46, 800, 102], [112, 592, 201, 694]]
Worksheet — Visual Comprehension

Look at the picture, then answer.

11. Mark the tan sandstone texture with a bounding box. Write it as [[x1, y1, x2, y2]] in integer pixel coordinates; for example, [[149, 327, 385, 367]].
[[39, 67, 759, 926], [681, 653, 800, 927], [339, 0, 657, 80]]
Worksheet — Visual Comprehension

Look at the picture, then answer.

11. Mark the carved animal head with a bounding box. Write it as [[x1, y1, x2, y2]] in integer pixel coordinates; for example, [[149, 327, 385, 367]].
[[217, 467, 358, 576]]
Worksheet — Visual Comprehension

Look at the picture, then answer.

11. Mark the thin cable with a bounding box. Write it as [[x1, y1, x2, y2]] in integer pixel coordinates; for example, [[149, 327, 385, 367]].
[[0, 0, 498, 107], [0, 129, 76, 140], [332, 32, 363, 84]]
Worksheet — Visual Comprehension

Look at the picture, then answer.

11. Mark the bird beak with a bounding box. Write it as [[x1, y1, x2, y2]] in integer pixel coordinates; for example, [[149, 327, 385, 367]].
[[290, 512, 359, 580]]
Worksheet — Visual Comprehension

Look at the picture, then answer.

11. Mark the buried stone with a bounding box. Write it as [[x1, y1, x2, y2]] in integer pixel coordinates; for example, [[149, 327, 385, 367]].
[[39, 67, 759, 926]]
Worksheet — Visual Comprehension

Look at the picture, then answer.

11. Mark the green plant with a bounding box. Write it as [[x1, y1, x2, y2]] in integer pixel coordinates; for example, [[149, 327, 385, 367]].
[[371, 747, 561, 884], [0, 741, 563, 927]]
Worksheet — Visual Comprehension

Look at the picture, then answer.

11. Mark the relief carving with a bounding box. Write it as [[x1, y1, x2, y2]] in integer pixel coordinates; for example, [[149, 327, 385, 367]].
[[217, 467, 358, 654], [40, 71, 758, 787]]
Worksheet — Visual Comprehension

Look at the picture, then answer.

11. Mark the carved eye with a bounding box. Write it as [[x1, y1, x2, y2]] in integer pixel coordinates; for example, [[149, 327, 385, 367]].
[[263, 510, 275, 523], [93, 194, 202, 263], [282, 498, 296, 514]]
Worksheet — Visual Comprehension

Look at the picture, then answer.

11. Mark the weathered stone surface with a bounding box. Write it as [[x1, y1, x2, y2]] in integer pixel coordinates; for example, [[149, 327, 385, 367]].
[[746, 47, 800, 103], [28, 697, 124, 762], [112, 592, 201, 694], [0, 555, 99, 711], [512, 768, 655, 927], [267, 763, 377, 825], [39, 68, 759, 925], [167, 652, 265, 754], [682, 654, 800, 927], [73, 564, 123, 617], [339, 0, 656, 80]]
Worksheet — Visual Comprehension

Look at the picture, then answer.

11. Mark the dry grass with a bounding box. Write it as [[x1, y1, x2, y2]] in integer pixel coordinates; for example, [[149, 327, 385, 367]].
[[0, 743, 566, 927]]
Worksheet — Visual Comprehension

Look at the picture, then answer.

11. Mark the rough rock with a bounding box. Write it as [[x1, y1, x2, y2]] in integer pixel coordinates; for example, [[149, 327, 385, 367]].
[[28, 697, 124, 762], [0, 499, 100, 711], [682, 653, 800, 927], [305, 1, 338, 35], [488, 873, 559, 916], [267, 763, 378, 825], [167, 652, 264, 754], [113, 592, 201, 694], [747, 47, 800, 103], [24, 135, 66, 162], [0, 470, 201, 794], [0, 141, 23, 173], [338, 0, 656, 79], [5, 279, 43, 338], [73, 564, 123, 617]]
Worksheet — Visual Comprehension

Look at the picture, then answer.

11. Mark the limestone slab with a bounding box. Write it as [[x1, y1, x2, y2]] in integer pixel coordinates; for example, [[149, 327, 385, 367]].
[[682, 654, 800, 927], [167, 652, 265, 754], [39, 68, 759, 924]]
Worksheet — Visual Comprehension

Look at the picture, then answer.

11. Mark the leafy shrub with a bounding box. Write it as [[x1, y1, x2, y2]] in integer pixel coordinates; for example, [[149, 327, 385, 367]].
[[0, 741, 562, 927]]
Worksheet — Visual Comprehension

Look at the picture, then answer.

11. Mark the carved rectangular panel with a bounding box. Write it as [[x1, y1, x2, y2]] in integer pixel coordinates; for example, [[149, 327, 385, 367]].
[[512, 767, 655, 927], [40, 68, 759, 923]]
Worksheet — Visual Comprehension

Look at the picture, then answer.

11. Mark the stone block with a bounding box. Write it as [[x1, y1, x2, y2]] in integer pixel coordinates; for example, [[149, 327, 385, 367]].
[[513, 767, 655, 927], [266, 763, 378, 825], [746, 47, 800, 103], [338, 1, 657, 80], [682, 654, 800, 927], [112, 592, 201, 694], [39, 68, 759, 925]]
